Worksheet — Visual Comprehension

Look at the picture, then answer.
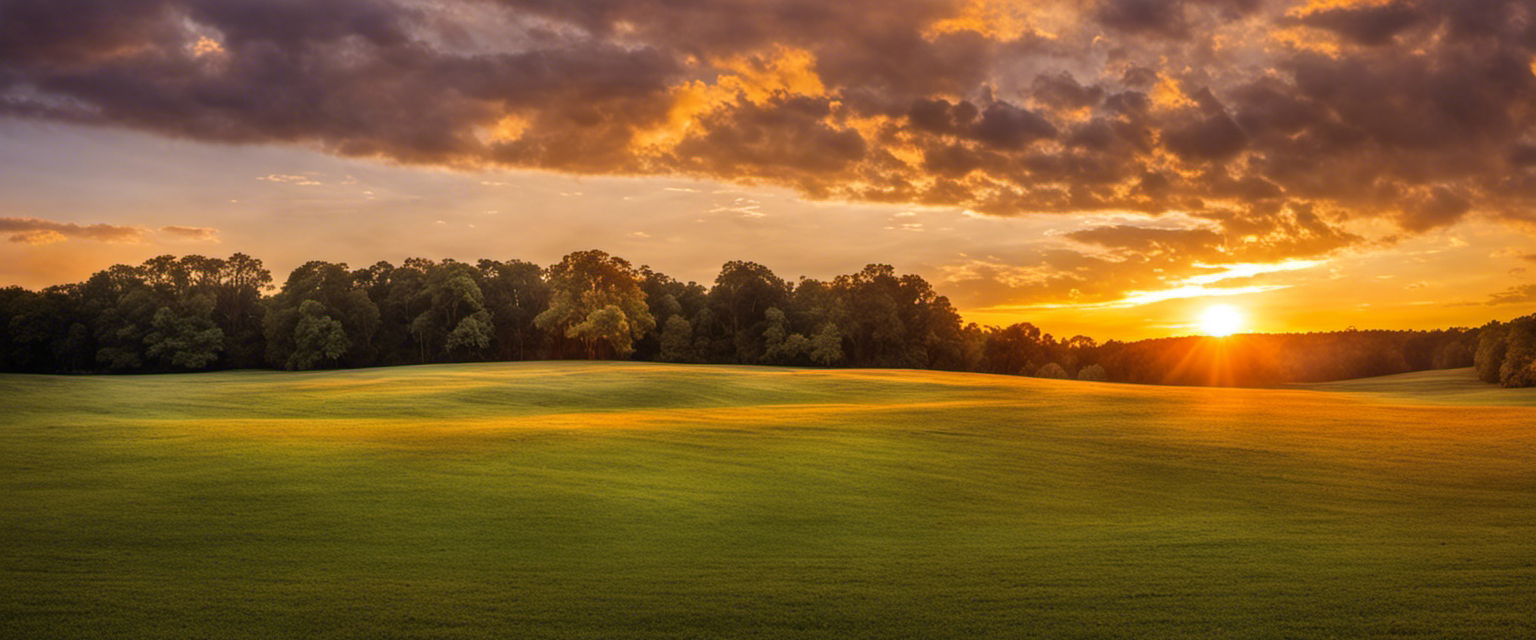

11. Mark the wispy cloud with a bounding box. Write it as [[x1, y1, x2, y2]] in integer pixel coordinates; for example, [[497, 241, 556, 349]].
[[0, 217, 142, 244], [257, 174, 322, 186], [160, 226, 220, 242]]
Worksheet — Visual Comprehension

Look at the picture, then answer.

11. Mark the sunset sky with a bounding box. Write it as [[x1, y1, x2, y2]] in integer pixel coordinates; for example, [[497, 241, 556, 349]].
[[5, 0, 1536, 340]]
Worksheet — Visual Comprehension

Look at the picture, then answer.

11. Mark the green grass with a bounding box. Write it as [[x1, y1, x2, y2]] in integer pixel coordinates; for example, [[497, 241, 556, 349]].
[[2, 362, 1534, 639], [1297, 367, 1536, 406]]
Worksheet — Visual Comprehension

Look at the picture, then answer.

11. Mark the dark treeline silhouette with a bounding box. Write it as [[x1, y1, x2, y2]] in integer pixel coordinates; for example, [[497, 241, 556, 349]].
[[0, 250, 1493, 386], [1473, 314, 1536, 387]]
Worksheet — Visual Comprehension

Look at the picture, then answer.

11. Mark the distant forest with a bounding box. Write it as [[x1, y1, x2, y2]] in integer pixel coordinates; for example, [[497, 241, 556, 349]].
[[1, 251, 1530, 387]]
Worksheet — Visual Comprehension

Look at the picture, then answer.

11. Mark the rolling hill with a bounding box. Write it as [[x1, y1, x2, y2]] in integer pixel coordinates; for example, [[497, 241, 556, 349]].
[[2, 363, 1533, 639]]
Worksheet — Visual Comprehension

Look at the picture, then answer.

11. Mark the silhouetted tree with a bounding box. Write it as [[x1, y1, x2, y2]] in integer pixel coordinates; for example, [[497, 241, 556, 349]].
[[1498, 317, 1536, 387], [1475, 321, 1509, 384], [145, 294, 223, 370], [0, 251, 1510, 388]]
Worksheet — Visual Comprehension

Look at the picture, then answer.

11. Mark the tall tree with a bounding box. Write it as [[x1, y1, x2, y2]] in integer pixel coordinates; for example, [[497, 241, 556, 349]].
[[263, 261, 379, 368], [287, 300, 349, 370], [535, 250, 654, 359], [477, 259, 550, 361], [708, 261, 791, 363], [1475, 321, 1509, 384], [411, 261, 493, 360], [215, 253, 272, 368], [657, 315, 695, 363], [1498, 317, 1536, 387], [145, 294, 224, 370]]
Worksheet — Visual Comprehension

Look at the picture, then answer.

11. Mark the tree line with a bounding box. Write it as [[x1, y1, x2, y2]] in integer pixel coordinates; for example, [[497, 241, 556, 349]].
[[0, 250, 1496, 386], [1473, 314, 1536, 387]]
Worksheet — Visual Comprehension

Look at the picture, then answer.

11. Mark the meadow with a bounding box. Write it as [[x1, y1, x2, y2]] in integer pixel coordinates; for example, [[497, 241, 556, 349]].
[[2, 363, 1533, 639]]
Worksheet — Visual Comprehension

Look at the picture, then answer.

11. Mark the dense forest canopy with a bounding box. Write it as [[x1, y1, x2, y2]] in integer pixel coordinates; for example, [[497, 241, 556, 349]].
[[1, 251, 1519, 387]]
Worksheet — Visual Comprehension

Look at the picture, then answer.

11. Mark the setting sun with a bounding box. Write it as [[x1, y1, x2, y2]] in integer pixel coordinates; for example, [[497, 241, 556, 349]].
[[1198, 304, 1245, 337]]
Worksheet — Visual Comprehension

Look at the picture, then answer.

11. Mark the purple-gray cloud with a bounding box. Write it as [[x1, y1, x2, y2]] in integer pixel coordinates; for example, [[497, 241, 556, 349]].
[[3, 0, 1535, 270]]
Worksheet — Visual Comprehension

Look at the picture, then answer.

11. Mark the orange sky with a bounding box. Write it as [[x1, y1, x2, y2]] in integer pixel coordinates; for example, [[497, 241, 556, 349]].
[[4, 0, 1536, 340]]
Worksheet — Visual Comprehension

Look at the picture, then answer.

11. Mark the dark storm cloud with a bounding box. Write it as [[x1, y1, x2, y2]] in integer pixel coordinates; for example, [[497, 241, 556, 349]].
[[1291, 1, 1425, 46], [1096, 0, 1193, 37], [3, 0, 1535, 257], [1094, 0, 1264, 38]]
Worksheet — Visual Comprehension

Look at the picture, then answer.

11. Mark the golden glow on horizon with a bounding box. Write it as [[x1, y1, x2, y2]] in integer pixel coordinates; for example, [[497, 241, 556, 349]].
[[1198, 304, 1245, 337]]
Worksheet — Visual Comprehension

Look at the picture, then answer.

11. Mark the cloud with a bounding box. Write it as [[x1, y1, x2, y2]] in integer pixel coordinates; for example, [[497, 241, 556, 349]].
[[160, 225, 220, 242], [258, 174, 323, 186], [1489, 284, 1536, 306], [1290, 1, 1426, 46], [2, 0, 1535, 255], [8, 230, 68, 246], [0, 217, 143, 244]]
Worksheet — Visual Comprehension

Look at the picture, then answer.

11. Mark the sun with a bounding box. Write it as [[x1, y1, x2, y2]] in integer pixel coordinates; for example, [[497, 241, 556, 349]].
[[1198, 304, 1244, 337]]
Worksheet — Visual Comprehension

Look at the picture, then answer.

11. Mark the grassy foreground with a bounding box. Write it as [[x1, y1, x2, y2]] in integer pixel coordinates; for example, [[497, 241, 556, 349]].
[[2, 363, 1534, 639]]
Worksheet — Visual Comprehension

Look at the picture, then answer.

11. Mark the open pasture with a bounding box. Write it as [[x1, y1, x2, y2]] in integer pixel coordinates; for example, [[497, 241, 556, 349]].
[[2, 363, 1533, 639]]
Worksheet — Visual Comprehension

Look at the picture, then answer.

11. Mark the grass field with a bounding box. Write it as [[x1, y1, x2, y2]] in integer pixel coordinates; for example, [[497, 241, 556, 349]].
[[2, 363, 1534, 639]]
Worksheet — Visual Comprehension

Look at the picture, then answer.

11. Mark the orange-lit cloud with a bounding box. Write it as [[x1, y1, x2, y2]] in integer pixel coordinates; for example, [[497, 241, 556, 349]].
[[0, 217, 143, 244], [1488, 284, 1536, 306], [4, 0, 1531, 249], [4, 0, 1536, 332], [9, 230, 67, 246], [160, 225, 220, 242]]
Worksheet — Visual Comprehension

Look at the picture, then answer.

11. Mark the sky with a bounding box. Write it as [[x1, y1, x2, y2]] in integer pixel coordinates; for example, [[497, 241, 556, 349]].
[[4, 0, 1536, 341]]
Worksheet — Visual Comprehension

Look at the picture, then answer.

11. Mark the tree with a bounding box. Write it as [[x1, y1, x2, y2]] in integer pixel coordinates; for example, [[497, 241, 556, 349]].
[[709, 261, 792, 363], [1475, 321, 1509, 384], [568, 305, 637, 356], [1076, 363, 1107, 381], [215, 253, 272, 368], [94, 285, 160, 372], [658, 315, 695, 363], [478, 259, 550, 360], [830, 264, 906, 367], [982, 323, 1046, 375], [263, 261, 379, 368], [760, 307, 810, 365], [410, 261, 494, 360], [635, 267, 707, 361], [535, 250, 655, 359], [356, 260, 428, 365], [145, 294, 224, 370], [809, 323, 845, 366], [445, 314, 493, 354], [1498, 317, 1536, 387], [288, 300, 349, 370], [1036, 362, 1068, 379]]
